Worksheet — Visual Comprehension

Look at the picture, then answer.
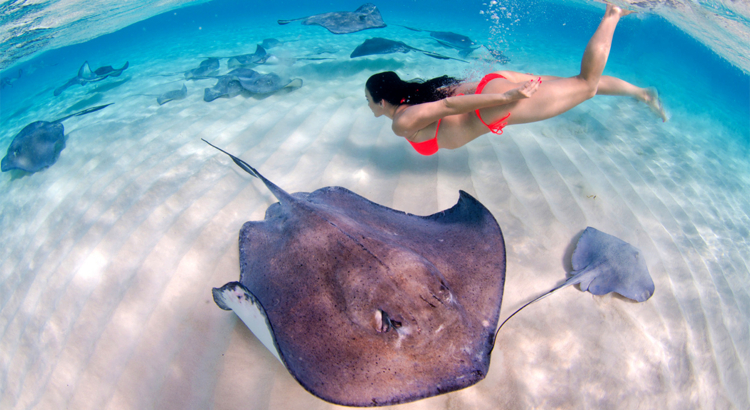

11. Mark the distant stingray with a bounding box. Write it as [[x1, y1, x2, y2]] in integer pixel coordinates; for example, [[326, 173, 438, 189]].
[[228, 45, 272, 68], [401, 25, 510, 62], [495, 226, 655, 334], [157, 84, 188, 105], [350, 38, 467, 62], [185, 58, 220, 79], [1, 104, 113, 173], [400, 26, 480, 57], [228, 45, 333, 68], [203, 75, 244, 102], [260, 38, 283, 49], [203, 68, 302, 102], [54, 61, 129, 96], [278, 3, 386, 34]]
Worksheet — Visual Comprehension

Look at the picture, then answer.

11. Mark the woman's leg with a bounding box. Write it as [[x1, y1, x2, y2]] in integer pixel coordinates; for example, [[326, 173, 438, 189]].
[[478, 4, 634, 125], [496, 71, 667, 121]]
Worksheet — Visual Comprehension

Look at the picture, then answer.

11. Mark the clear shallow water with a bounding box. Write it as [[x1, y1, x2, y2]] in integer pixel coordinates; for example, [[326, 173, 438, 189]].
[[1, 1, 749, 409]]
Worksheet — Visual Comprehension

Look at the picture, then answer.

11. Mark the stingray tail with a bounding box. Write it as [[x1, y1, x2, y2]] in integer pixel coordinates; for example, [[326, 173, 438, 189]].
[[202, 139, 260, 178], [202, 139, 295, 204], [414, 49, 468, 63], [52, 103, 114, 123], [493, 275, 583, 342], [277, 17, 307, 25], [398, 25, 424, 32]]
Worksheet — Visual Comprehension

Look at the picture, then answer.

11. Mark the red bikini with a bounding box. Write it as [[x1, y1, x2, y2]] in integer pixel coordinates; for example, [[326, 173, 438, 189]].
[[474, 73, 511, 134], [408, 73, 511, 156], [408, 119, 441, 156]]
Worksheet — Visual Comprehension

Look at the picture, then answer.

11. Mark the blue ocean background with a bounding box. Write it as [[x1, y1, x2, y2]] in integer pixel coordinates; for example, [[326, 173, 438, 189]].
[[2, 0, 748, 137], [1, 1, 749, 409]]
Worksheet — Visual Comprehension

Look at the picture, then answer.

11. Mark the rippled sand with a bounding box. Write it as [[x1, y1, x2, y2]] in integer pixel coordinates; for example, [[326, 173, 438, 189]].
[[1, 20, 748, 410]]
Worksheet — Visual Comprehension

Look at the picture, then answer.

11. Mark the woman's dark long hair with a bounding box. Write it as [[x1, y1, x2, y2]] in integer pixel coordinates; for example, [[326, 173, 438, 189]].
[[366, 71, 461, 106]]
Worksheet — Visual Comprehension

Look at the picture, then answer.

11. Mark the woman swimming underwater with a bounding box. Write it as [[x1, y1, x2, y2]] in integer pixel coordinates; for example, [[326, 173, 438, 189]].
[[364, 4, 667, 156]]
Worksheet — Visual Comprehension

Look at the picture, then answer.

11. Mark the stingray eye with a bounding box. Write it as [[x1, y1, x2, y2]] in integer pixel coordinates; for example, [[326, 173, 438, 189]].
[[374, 309, 400, 333]]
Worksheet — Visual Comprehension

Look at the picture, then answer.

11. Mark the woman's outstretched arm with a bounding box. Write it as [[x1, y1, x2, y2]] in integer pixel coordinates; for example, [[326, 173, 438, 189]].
[[392, 78, 540, 137]]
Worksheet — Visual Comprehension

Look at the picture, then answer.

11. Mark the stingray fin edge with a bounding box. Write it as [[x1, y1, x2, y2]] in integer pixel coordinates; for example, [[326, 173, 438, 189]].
[[212, 281, 283, 363]]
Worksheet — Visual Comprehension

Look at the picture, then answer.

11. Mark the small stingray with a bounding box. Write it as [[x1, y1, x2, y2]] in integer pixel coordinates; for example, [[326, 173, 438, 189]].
[[1, 104, 112, 173], [261, 38, 283, 49], [205, 140, 506, 406], [228, 45, 271, 68], [203, 68, 302, 101], [495, 226, 655, 334], [227, 45, 332, 68], [157, 84, 188, 105], [400, 26, 480, 57], [185, 58, 220, 79], [350, 38, 467, 62], [278, 3, 386, 34], [400, 25, 510, 61], [54, 61, 129, 96]]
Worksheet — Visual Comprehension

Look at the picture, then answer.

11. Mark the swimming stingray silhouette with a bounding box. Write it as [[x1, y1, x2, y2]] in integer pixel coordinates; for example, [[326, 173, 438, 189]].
[[278, 3, 387, 34], [204, 141, 655, 406], [2, 104, 113, 173]]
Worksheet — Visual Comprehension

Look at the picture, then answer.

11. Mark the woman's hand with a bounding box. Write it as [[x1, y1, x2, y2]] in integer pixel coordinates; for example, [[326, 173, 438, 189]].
[[505, 77, 541, 100]]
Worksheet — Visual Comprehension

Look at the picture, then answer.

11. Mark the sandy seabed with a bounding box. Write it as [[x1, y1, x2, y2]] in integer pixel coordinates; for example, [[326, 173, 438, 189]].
[[1, 20, 749, 410]]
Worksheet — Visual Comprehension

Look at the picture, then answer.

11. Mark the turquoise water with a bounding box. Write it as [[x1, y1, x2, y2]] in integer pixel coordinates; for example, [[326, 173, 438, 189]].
[[1, 1, 749, 409], [2, 1, 748, 136]]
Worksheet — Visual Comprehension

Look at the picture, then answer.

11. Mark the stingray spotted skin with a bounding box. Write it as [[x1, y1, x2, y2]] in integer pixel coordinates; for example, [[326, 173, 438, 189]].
[[206, 140, 506, 407]]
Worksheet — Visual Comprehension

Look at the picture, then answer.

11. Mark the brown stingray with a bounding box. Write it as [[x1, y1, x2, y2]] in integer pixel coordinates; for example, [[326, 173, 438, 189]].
[[206, 140, 506, 407]]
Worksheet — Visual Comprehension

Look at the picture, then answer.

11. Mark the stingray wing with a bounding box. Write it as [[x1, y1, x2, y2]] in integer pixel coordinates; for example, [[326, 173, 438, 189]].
[[231, 186, 505, 406], [571, 227, 654, 302], [300, 3, 386, 34]]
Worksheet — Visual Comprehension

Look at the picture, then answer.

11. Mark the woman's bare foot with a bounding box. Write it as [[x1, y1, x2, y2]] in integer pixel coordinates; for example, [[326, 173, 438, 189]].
[[605, 2, 636, 18], [640, 87, 668, 122]]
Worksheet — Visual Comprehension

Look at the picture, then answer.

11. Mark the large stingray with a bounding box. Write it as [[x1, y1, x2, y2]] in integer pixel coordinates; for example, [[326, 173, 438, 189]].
[[203, 68, 302, 102], [54, 61, 129, 96], [278, 3, 386, 34], [350, 38, 467, 62], [205, 140, 506, 407], [1, 104, 112, 173], [495, 226, 655, 334]]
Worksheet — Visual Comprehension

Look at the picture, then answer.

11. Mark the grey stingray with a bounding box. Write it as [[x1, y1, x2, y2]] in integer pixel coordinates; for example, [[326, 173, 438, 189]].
[[278, 3, 386, 34], [54, 61, 129, 96], [157, 84, 188, 105], [1, 104, 112, 173], [350, 38, 467, 62], [400, 25, 510, 61], [228, 45, 332, 68], [400, 25, 480, 58], [185, 58, 220, 79], [495, 226, 654, 334], [205, 140, 506, 407], [260, 38, 283, 49], [227, 45, 271, 68], [203, 68, 302, 101]]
